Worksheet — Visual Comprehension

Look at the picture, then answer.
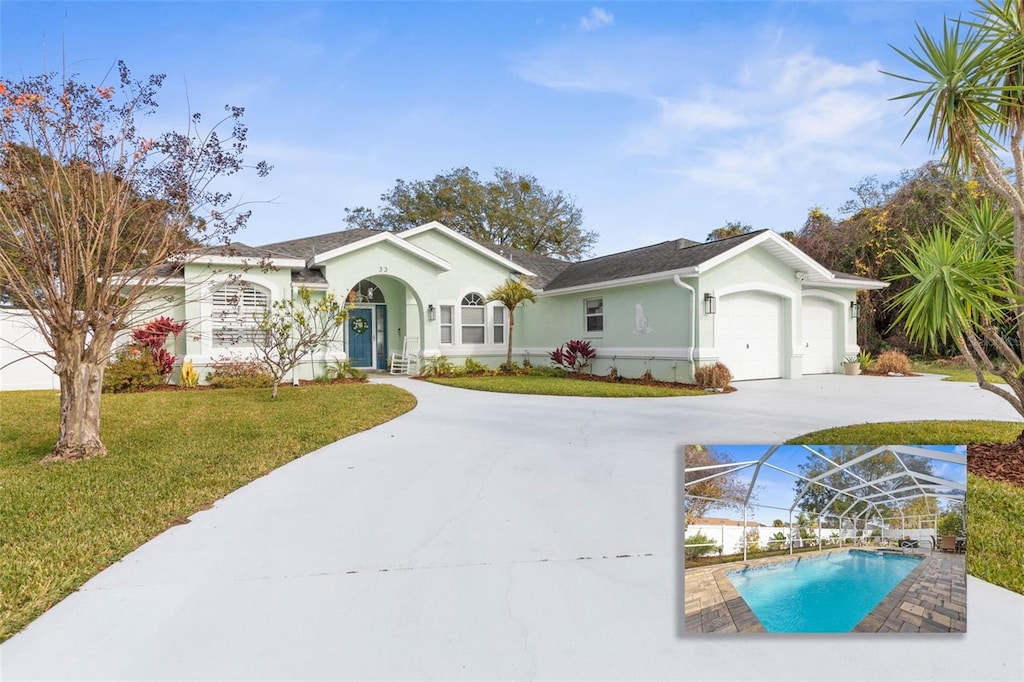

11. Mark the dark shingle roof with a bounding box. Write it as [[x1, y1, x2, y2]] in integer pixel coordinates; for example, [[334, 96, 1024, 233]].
[[474, 242, 572, 288], [542, 230, 765, 291], [258, 229, 381, 259], [191, 242, 288, 259]]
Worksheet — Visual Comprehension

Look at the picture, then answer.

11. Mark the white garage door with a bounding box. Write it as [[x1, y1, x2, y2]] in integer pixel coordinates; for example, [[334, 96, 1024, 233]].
[[802, 298, 837, 374], [716, 292, 783, 380]]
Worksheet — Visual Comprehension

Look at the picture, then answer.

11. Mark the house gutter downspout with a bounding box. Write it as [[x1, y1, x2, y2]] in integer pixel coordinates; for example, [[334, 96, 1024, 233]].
[[673, 273, 699, 370]]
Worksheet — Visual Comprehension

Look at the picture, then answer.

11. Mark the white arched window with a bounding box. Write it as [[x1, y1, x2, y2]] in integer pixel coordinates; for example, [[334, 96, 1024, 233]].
[[211, 281, 270, 347], [461, 292, 486, 344]]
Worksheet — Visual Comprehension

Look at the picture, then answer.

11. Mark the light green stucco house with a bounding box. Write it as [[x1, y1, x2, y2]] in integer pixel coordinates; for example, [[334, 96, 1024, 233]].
[[150, 221, 886, 383]]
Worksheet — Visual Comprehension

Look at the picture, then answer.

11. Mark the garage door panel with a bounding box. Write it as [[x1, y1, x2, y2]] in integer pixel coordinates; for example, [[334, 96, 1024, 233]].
[[802, 298, 837, 374], [716, 292, 783, 381]]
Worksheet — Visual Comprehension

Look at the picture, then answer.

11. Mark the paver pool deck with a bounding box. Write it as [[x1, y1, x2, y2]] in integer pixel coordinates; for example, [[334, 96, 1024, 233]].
[[685, 548, 967, 634], [2, 373, 1023, 681]]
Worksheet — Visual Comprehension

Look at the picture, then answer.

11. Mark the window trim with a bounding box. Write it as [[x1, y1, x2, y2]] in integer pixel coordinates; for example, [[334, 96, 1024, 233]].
[[584, 297, 604, 333], [460, 292, 486, 345], [210, 280, 271, 348], [439, 304, 454, 345], [492, 305, 506, 345]]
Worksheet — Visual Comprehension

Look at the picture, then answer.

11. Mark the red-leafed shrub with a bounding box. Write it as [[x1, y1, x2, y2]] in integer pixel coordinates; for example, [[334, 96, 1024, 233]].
[[549, 340, 596, 373], [104, 317, 187, 392]]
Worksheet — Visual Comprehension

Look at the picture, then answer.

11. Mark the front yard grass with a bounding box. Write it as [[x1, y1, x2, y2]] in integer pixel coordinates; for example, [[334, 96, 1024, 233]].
[[789, 420, 1024, 596], [0, 383, 416, 642], [424, 374, 706, 397], [911, 359, 1006, 384]]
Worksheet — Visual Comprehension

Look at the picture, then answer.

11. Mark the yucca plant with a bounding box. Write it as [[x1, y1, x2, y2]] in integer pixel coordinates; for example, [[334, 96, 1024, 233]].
[[887, 0, 1024, 429]]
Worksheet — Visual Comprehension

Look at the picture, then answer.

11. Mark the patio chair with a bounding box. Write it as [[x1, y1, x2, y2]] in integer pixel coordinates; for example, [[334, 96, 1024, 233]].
[[389, 336, 419, 375], [938, 535, 957, 553]]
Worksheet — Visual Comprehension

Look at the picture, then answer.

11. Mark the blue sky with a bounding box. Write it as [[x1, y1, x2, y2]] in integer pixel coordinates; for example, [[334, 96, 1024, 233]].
[[0, 1, 971, 257], [691, 444, 967, 525]]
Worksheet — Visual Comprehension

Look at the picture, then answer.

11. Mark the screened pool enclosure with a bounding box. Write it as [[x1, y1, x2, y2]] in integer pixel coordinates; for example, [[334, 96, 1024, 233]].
[[683, 444, 967, 560]]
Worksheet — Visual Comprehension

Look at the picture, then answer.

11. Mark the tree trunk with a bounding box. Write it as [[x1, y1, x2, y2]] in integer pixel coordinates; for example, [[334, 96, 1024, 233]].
[[43, 359, 107, 462], [506, 309, 515, 369], [271, 380, 280, 400]]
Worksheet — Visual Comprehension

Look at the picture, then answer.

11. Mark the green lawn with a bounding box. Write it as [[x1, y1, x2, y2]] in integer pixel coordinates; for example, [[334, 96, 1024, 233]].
[[425, 374, 706, 397], [911, 359, 1006, 384], [790, 420, 1024, 596], [0, 384, 416, 642]]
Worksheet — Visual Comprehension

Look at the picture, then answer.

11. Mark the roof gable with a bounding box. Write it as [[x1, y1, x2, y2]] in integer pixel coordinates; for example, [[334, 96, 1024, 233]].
[[309, 231, 452, 271], [540, 230, 879, 292], [397, 221, 537, 277]]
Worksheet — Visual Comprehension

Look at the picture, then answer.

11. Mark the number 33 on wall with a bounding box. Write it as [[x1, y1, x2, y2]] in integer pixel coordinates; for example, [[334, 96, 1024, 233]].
[[378, 266, 388, 273]]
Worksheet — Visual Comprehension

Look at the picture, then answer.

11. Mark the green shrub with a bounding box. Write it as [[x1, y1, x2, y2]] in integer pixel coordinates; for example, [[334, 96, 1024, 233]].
[[684, 531, 721, 560], [694, 362, 732, 390], [419, 355, 455, 377], [497, 361, 521, 374], [206, 355, 273, 388], [767, 531, 788, 551], [462, 357, 489, 375], [318, 359, 367, 382], [857, 350, 873, 372], [876, 350, 912, 375], [938, 511, 965, 537], [525, 365, 567, 378], [103, 346, 166, 393]]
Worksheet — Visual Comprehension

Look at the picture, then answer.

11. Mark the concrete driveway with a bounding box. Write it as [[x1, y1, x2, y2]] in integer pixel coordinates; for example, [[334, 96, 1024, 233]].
[[3, 374, 1023, 681]]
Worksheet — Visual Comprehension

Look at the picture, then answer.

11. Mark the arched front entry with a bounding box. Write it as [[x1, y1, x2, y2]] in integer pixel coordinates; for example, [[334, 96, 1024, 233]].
[[347, 279, 388, 370]]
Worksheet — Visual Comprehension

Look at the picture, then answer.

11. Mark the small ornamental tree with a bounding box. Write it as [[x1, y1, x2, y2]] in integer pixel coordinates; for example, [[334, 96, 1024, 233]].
[[0, 63, 270, 461], [486, 277, 536, 371], [251, 287, 348, 399]]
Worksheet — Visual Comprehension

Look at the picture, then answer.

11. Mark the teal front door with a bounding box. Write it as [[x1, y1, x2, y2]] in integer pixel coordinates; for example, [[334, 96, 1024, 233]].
[[348, 308, 374, 368]]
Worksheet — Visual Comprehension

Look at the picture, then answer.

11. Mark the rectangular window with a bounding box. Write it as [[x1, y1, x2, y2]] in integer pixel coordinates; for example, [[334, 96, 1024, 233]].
[[493, 306, 505, 345], [440, 305, 454, 344], [585, 298, 603, 333], [461, 305, 485, 344]]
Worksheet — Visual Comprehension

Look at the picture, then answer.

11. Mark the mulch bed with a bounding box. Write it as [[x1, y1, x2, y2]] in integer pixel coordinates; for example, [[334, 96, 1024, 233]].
[[860, 370, 921, 377], [968, 441, 1024, 488], [563, 372, 737, 393], [416, 371, 736, 393]]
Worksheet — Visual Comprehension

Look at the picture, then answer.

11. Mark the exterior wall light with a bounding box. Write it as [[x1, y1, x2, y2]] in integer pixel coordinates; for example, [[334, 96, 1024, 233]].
[[850, 302, 860, 319], [427, 304, 436, 321], [703, 293, 716, 315]]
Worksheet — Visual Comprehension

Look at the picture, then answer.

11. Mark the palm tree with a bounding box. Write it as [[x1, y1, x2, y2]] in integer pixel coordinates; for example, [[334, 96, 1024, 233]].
[[486, 277, 536, 371], [887, 0, 1024, 426]]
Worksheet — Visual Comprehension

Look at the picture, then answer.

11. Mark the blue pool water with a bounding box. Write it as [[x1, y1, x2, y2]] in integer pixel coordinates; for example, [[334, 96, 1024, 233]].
[[726, 551, 921, 633]]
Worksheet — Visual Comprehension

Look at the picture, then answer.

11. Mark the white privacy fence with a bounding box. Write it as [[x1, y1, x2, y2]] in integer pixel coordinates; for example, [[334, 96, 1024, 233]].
[[0, 309, 57, 390], [685, 519, 940, 555]]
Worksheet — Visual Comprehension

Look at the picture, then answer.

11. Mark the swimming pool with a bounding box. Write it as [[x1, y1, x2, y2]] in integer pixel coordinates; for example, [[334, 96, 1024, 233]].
[[726, 550, 922, 633]]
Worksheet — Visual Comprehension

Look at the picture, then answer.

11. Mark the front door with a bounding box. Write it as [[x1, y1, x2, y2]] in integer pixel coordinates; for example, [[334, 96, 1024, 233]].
[[348, 308, 374, 368]]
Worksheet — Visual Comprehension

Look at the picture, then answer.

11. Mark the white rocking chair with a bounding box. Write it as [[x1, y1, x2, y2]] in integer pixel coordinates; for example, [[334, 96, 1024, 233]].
[[389, 336, 420, 375]]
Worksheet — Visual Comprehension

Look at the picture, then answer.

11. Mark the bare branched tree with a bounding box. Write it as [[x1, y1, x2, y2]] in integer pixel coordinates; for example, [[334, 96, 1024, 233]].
[[0, 63, 270, 461]]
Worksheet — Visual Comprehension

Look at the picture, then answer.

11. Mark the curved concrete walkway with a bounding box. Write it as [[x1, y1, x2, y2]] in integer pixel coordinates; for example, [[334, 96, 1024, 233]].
[[3, 374, 1023, 680]]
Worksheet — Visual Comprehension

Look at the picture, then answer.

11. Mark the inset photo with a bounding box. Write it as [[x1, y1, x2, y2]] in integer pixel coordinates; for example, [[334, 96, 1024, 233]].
[[681, 444, 967, 634]]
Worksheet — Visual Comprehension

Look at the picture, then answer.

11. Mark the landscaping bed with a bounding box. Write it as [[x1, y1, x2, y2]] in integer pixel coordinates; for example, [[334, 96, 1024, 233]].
[[969, 441, 1024, 487]]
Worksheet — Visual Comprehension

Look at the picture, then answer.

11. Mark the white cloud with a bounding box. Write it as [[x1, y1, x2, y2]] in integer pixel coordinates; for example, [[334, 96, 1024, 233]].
[[580, 7, 614, 32]]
